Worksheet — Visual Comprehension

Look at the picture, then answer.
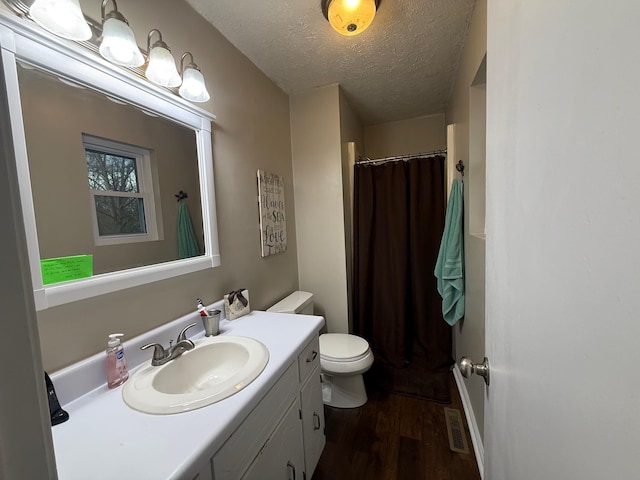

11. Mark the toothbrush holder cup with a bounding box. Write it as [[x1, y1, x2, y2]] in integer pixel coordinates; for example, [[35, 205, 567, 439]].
[[202, 309, 221, 336]]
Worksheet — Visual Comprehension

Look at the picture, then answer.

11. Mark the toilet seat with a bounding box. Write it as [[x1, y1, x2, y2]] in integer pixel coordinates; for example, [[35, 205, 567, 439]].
[[319, 333, 373, 375], [320, 333, 370, 362]]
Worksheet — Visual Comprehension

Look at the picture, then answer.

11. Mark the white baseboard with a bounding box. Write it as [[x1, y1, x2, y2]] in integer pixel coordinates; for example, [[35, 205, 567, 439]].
[[452, 364, 484, 479]]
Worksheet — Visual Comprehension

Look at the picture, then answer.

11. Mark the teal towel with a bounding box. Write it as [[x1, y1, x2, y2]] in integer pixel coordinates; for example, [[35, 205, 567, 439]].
[[434, 179, 465, 326], [177, 202, 200, 259]]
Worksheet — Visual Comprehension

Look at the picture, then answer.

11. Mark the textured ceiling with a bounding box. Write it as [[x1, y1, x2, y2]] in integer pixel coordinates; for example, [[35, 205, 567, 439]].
[[186, 0, 476, 125]]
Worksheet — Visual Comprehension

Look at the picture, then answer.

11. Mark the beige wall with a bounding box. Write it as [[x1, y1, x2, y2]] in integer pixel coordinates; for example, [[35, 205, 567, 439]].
[[21, 0, 299, 371], [290, 85, 349, 333], [338, 90, 364, 331], [21, 68, 203, 275], [363, 113, 446, 159], [445, 0, 487, 442]]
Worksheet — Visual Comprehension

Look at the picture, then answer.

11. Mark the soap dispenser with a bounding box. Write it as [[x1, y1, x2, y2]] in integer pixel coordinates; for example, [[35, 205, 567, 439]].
[[106, 333, 129, 389]]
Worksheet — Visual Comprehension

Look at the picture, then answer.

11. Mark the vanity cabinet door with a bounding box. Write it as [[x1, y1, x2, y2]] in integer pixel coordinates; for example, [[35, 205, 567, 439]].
[[241, 398, 304, 480], [213, 364, 299, 480], [300, 365, 325, 476]]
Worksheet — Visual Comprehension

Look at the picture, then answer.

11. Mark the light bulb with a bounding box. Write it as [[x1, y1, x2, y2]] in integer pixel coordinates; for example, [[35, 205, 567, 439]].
[[100, 16, 144, 67], [30, 0, 92, 41], [179, 67, 210, 103], [145, 45, 182, 88]]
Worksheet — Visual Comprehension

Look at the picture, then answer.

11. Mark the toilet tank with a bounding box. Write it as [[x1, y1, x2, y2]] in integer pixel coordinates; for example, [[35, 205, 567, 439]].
[[267, 291, 314, 315]]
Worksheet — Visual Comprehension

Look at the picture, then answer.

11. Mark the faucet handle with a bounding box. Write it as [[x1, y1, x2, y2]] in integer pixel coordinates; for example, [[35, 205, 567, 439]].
[[177, 322, 197, 342], [141, 343, 168, 363]]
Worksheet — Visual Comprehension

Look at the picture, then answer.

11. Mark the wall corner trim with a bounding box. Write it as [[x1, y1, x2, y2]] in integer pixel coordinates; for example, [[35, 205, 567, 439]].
[[453, 363, 485, 479]]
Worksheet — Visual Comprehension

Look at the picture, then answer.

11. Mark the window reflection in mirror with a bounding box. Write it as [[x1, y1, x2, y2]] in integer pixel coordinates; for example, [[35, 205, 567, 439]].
[[17, 64, 204, 277], [83, 134, 160, 246]]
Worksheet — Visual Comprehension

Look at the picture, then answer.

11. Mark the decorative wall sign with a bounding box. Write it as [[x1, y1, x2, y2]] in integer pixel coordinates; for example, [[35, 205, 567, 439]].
[[257, 170, 287, 257]]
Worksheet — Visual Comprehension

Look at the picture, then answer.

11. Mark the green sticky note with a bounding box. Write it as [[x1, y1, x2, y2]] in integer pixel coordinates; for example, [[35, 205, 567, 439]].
[[41, 255, 93, 285]]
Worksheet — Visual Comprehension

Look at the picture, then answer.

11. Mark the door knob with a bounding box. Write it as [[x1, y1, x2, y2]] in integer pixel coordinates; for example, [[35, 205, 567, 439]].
[[459, 357, 490, 386]]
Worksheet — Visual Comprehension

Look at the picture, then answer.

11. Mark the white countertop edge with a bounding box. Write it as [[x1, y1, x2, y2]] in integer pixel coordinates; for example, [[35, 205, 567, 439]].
[[49, 306, 324, 480]]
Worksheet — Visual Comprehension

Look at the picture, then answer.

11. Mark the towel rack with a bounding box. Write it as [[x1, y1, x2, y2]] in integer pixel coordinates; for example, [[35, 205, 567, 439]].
[[456, 160, 465, 178]]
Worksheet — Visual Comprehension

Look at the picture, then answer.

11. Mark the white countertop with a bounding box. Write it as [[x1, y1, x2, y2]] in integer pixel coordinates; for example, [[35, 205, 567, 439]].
[[50, 304, 324, 480]]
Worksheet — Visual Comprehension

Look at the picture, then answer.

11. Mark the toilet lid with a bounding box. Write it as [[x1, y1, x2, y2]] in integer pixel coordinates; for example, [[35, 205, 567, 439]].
[[320, 333, 370, 362]]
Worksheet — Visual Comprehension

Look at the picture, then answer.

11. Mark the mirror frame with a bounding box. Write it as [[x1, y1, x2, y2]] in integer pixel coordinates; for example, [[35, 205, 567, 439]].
[[0, 12, 220, 310]]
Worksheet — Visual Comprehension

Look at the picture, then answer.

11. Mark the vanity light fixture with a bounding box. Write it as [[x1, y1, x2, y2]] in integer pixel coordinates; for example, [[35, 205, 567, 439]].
[[29, 0, 92, 41], [145, 29, 182, 88], [178, 52, 210, 103], [322, 0, 379, 36], [99, 0, 144, 67], [3, 0, 211, 103]]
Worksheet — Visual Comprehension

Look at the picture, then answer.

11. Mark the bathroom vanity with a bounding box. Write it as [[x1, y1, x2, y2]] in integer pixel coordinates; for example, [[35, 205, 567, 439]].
[[50, 306, 325, 480]]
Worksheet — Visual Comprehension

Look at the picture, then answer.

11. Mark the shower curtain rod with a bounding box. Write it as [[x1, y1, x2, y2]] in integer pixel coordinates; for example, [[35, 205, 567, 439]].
[[357, 149, 447, 166]]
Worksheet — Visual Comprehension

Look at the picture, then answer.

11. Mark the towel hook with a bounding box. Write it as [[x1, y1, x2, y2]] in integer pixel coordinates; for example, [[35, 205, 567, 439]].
[[175, 190, 188, 202], [456, 160, 465, 177]]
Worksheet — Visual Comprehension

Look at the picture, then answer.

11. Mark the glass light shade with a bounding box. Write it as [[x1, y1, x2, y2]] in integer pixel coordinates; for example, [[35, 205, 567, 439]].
[[179, 67, 210, 103], [327, 0, 377, 36], [29, 0, 92, 41], [99, 17, 144, 67], [145, 45, 182, 88]]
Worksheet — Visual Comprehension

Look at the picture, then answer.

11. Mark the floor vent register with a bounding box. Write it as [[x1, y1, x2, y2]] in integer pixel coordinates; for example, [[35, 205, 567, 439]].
[[444, 407, 470, 454]]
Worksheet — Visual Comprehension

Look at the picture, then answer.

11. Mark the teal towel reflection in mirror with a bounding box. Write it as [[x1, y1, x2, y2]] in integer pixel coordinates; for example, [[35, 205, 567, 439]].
[[177, 193, 200, 259]]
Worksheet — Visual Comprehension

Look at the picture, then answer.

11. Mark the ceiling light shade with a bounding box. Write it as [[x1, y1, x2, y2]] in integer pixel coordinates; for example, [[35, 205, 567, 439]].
[[179, 53, 210, 103], [323, 0, 378, 36], [145, 29, 181, 88], [29, 0, 92, 41], [99, 0, 144, 67]]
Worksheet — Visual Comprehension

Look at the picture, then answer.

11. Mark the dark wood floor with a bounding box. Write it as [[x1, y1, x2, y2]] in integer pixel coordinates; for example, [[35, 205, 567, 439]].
[[312, 372, 481, 480]]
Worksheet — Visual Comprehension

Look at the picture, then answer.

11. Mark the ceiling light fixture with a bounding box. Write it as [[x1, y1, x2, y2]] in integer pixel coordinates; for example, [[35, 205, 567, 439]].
[[99, 0, 144, 67], [179, 53, 210, 103], [322, 0, 379, 37], [145, 29, 182, 88], [29, 0, 92, 41]]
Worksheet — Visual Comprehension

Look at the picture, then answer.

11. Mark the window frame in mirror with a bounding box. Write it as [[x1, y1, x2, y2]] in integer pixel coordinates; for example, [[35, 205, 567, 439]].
[[0, 12, 220, 310]]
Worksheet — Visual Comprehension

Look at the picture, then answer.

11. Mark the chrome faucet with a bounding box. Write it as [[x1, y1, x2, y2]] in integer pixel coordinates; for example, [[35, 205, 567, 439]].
[[141, 323, 197, 366]]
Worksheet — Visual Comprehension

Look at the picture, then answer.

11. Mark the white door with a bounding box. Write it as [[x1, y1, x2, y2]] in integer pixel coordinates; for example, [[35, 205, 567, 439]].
[[484, 1, 640, 479]]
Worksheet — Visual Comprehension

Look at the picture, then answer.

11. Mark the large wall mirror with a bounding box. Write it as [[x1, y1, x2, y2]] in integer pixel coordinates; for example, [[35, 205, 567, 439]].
[[0, 13, 220, 310]]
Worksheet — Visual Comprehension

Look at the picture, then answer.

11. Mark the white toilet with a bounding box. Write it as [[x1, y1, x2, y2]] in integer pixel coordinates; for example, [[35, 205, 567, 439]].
[[268, 291, 374, 408]]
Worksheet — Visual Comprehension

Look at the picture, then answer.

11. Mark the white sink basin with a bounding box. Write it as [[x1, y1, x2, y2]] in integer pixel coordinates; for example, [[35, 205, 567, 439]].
[[123, 336, 269, 414]]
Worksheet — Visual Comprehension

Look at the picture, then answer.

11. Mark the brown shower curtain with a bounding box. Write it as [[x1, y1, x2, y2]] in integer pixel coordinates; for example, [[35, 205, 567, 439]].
[[353, 155, 453, 402]]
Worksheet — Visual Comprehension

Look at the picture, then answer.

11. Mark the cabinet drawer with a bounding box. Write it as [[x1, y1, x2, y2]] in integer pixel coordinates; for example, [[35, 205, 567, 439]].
[[213, 362, 299, 480], [297, 336, 320, 383]]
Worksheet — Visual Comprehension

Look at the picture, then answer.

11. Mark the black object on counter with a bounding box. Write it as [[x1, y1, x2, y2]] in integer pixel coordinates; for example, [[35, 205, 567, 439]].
[[45, 372, 69, 426]]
